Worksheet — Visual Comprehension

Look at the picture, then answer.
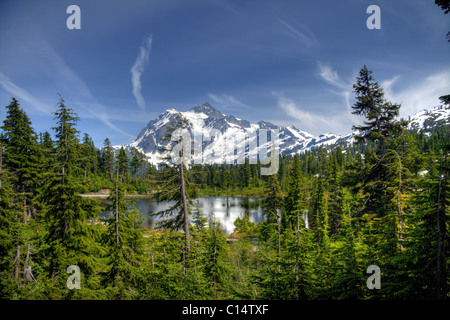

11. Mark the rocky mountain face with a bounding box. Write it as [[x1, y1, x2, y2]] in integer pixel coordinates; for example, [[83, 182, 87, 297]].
[[407, 106, 450, 133], [123, 102, 449, 165]]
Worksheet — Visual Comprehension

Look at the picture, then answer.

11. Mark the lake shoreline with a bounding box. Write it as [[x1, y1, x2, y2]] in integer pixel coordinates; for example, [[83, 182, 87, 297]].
[[97, 196, 266, 235], [79, 193, 267, 200]]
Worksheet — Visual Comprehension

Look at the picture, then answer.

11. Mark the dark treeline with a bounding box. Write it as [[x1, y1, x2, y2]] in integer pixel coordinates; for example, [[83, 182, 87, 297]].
[[0, 65, 449, 300]]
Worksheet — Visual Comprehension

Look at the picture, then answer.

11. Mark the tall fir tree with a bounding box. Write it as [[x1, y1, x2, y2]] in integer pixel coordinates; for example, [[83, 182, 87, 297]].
[[80, 133, 98, 178], [404, 151, 448, 299], [260, 174, 283, 242], [116, 146, 129, 181], [284, 154, 304, 229], [102, 173, 144, 299], [151, 112, 193, 280], [0, 98, 42, 297], [39, 131, 55, 172], [0, 143, 28, 297], [203, 214, 231, 297], [130, 147, 145, 179], [101, 138, 115, 179], [309, 177, 329, 252], [38, 96, 101, 298], [1, 98, 41, 223], [352, 65, 406, 157]]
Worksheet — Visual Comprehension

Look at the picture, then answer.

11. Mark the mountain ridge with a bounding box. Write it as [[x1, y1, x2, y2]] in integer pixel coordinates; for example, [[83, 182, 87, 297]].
[[118, 103, 450, 165]]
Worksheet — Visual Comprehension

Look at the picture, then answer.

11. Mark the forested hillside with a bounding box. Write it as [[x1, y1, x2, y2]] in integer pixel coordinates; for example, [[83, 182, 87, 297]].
[[0, 66, 449, 300]]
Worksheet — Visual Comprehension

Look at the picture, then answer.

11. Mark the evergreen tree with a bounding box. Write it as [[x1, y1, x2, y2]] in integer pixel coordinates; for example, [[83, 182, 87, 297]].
[[102, 174, 144, 299], [328, 154, 342, 236], [203, 214, 231, 297], [308, 176, 333, 298], [191, 200, 207, 232], [284, 154, 304, 228], [330, 189, 366, 299], [281, 212, 311, 299], [260, 174, 283, 242], [0, 144, 28, 297], [39, 131, 55, 171], [130, 147, 145, 179], [151, 112, 193, 279], [1, 97, 41, 223], [81, 133, 98, 178], [351, 65, 406, 157], [101, 138, 115, 179], [404, 152, 448, 299], [116, 146, 129, 181], [309, 177, 329, 252], [0, 98, 41, 297], [37, 96, 101, 298]]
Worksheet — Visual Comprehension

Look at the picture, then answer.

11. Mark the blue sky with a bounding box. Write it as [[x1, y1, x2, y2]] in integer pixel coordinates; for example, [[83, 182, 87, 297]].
[[0, 0, 449, 147]]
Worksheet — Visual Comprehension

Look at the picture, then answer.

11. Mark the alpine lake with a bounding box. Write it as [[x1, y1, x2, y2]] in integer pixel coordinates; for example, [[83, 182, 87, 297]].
[[96, 196, 265, 235]]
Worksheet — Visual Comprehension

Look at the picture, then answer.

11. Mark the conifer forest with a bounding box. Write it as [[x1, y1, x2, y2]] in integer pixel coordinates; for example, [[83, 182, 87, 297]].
[[0, 63, 449, 301]]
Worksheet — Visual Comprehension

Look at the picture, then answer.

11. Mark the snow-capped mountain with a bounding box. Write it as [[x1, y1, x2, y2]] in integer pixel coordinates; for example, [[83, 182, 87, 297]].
[[123, 103, 449, 165], [407, 106, 450, 132], [127, 102, 356, 165]]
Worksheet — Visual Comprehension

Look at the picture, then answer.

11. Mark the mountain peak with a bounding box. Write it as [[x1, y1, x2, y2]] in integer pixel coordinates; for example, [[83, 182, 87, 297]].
[[125, 102, 449, 165], [190, 102, 223, 117]]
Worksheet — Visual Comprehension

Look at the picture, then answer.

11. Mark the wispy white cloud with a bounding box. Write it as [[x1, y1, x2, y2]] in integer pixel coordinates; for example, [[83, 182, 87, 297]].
[[131, 34, 153, 111], [317, 63, 350, 91], [0, 72, 52, 114], [34, 38, 136, 139], [381, 71, 450, 118], [273, 91, 349, 134], [277, 17, 317, 48], [207, 93, 251, 110], [318, 63, 450, 125], [316, 62, 360, 125]]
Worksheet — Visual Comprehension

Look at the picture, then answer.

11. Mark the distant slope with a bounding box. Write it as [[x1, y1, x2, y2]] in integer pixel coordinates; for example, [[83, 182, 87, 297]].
[[116, 103, 449, 165]]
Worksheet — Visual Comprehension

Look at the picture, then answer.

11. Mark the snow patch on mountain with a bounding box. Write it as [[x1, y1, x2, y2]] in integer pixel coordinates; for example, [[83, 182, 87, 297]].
[[122, 103, 449, 165]]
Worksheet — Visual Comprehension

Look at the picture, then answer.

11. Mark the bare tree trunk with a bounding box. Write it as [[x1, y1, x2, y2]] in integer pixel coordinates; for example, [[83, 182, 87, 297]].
[[23, 198, 29, 224], [151, 237, 155, 270], [436, 158, 447, 300], [115, 171, 120, 248], [277, 210, 281, 274], [0, 146, 2, 202], [13, 243, 20, 280], [212, 218, 217, 291], [180, 163, 190, 254], [23, 244, 30, 271], [394, 150, 404, 250], [295, 210, 300, 299], [31, 207, 36, 220], [182, 240, 186, 284], [23, 244, 37, 282]]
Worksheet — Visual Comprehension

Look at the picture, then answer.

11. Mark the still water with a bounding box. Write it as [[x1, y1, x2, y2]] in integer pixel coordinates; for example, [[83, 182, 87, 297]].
[[99, 197, 265, 235]]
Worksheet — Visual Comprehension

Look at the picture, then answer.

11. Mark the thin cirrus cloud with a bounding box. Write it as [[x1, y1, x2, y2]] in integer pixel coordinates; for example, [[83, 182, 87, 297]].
[[382, 71, 450, 118], [41, 41, 136, 139], [317, 62, 450, 123], [317, 63, 350, 91], [207, 93, 251, 110], [131, 34, 153, 111], [273, 63, 360, 135], [0, 37, 136, 139], [272, 91, 348, 134], [277, 17, 317, 48], [0, 72, 52, 114], [316, 62, 359, 124]]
